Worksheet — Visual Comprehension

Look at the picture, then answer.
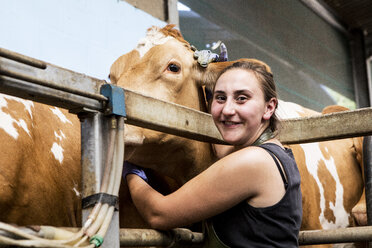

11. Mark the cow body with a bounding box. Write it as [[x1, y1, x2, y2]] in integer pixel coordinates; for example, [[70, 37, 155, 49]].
[[0, 95, 81, 226], [0, 25, 366, 247], [277, 102, 364, 233]]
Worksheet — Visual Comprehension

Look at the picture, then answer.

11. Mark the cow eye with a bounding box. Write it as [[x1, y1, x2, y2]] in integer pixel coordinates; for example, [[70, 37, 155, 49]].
[[167, 63, 180, 73]]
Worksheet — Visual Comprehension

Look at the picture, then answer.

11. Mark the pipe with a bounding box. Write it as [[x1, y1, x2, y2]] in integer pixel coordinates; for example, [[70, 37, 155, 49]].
[[100, 117, 117, 193], [96, 117, 125, 238]]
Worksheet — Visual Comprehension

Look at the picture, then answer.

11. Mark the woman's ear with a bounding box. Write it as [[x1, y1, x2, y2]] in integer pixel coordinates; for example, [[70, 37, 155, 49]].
[[263, 98, 277, 120]]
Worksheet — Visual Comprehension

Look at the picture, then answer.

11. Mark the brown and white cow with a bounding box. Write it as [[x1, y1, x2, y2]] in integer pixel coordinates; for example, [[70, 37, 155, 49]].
[[0, 24, 366, 248], [110, 25, 365, 247], [0, 95, 81, 227]]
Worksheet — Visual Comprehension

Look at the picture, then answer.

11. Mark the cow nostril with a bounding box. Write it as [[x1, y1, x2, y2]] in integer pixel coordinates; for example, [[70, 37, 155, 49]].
[[185, 120, 189, 126]]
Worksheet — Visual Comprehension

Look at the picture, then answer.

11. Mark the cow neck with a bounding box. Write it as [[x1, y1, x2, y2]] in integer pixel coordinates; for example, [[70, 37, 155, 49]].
[[251, 128, 275, 146]]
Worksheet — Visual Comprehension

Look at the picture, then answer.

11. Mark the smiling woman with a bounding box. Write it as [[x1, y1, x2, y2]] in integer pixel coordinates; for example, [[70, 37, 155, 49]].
[[211, 62, 278, 147], [124, 59, 303, 248]]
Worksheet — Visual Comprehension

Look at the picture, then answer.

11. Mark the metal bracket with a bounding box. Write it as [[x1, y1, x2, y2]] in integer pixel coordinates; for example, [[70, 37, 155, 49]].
[[100, 84, 126, 117]]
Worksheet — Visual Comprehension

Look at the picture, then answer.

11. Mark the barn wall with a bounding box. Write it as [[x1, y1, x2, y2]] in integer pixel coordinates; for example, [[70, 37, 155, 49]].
[[179, 0, 355, 111], [0, 0, 166, 80]]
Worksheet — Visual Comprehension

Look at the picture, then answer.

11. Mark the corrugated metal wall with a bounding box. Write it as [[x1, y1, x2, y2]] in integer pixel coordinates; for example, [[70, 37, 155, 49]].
[[179, 0, 355, 111]]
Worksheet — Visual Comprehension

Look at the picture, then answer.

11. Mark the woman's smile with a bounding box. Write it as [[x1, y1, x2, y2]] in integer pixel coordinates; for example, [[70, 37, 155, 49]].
[[222, 120, 242, 127], [211, 68, 270, 146]]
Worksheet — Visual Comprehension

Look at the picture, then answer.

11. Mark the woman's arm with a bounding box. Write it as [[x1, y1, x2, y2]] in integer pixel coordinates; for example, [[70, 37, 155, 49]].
[[126, 146, 282, 230]]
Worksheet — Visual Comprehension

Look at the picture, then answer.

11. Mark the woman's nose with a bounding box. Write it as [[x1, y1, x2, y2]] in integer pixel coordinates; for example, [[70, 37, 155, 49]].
[[222, 100, 236, 115]]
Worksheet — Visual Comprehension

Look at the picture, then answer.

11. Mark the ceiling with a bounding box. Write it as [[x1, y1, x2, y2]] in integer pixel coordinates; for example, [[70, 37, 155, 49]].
[[321, 0, 372, 57]]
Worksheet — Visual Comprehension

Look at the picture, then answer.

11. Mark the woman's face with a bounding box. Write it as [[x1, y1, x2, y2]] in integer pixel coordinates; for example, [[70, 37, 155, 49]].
[[211, 68, 274, 146]]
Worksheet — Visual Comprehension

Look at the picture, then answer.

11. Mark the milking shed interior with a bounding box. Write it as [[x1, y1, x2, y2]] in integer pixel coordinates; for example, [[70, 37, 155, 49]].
[[2, 0, 372, 111], [1, 0, 371, 111], [2, 0, 372, 247], [128, 0, 372, 112]]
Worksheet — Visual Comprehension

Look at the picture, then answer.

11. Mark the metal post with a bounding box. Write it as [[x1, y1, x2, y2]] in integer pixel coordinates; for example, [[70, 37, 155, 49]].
[[363, 135, 372, 248], [79, 111, 120, 248], [350, 28, 369, 108]]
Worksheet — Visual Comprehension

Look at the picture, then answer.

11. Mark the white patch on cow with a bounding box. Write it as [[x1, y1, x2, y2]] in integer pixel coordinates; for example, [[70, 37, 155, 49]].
[[300, 143, 349, 229], [54, 130, 66, 141], [276, 100, 306, 119], [135, 27, 174, 58], [1, 94, 34, 118], [50, 107, 72, 124], [51, 142, 64, 163], [72, 187, 81, 197], [17, 119, 30, 136], [0, 95, 32, 139]]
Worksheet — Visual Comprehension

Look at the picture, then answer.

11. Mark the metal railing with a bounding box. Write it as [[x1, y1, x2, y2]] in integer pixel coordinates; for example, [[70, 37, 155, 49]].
[[1, 47, 372, 246]]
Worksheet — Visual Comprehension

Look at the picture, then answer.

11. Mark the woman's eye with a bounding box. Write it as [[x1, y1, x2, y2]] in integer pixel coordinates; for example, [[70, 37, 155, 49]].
[[214, 95, 226, 102], [167, 63, 180, 73], [236, 96, 248, 102]]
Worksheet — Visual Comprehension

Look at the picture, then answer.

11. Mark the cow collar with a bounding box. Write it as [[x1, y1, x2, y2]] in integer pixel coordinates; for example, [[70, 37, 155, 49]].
[[252, 128, 275, 146]]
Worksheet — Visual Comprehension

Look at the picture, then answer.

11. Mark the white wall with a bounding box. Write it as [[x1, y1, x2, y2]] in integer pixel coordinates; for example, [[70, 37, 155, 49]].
[[0, 0, 165, 79]]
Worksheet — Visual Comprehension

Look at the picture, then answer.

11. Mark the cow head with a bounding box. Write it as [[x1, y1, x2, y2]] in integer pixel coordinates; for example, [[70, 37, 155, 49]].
[[109, 25, 272, 183], [109, 25, 219, 183]]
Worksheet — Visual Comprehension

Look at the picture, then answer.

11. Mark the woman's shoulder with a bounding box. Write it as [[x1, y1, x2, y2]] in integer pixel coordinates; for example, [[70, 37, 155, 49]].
[[224, 145, 275, 171]]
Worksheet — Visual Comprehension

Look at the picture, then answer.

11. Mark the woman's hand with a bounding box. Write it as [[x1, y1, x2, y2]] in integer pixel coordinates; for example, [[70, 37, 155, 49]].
[[123, 161, 148, 182]]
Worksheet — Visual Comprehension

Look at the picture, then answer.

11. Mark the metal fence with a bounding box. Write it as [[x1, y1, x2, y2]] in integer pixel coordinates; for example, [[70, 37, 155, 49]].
[[1, 47, 372, 247]]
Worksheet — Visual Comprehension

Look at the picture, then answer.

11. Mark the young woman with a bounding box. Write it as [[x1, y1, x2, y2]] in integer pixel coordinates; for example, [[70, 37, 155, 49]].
[[124, 60, 302, 247]]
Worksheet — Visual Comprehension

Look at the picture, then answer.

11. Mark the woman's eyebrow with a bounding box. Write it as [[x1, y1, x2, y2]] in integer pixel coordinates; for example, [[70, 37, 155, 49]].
[[234, 89, 252, 95], [214, 90, 225, 94]]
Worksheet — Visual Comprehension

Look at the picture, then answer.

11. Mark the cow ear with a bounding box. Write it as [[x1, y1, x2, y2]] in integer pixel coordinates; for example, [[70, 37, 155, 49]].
[[110, 50, 139, 84], [197, 58, 272, 90]]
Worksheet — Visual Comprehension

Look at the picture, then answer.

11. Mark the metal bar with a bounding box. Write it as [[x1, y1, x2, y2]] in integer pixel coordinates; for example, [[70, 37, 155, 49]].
[[350, 28, 370, 108], [0, 47, 46, 69], [0, 75, 103, 111], [3, 47, 372, 146], [120, 228, 204, 247], [278, 107, 372, 144], [123, 89, 225, 144], [363, 136, 372, 248], [0, 64, 107, 101], [5, 226, 372, 246], [298, 226, 372, 245], [0, 53, 105, 104]]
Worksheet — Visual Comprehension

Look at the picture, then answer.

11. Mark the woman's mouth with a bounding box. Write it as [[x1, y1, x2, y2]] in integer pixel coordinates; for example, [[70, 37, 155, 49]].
[[222, 121, 241, 127]]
